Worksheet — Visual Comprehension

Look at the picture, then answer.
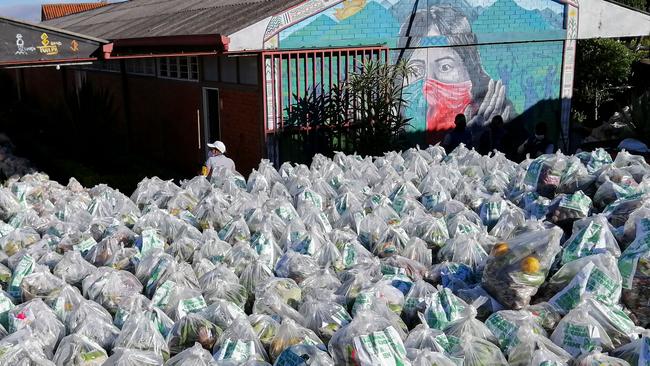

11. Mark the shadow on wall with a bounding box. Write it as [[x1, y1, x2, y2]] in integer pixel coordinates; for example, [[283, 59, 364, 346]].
[[276, 96, 565, 165], [0, 72, 184, 193]]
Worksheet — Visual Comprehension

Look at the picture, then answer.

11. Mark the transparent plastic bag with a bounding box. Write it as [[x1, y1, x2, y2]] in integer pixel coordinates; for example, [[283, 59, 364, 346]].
[[299, 297, 351, 342], [196, 299, 247, 330], [481, 227, 563, 309], [82, 267, 143, 313], [269, 318, 325, 362], [424, 286, 468, 330], [407, 349, 457, 366], [352, 281, 404, 316], [560, 214, 620, 265], [619, 229, 650, 327], [404, 313, 450, 353], [545, 253, 622, 314], [73, 315, 120, 352], [164, 342, 216, 366], [166, 313, 222, 356], [103, 349, 164, 366], [274, 344, 335, 366], [213, 317, 268, 364], [450, 334, 507, 366], [274, 251, 319, 284], [610, 335, 650, 365], [576, 348, 631, 366], [114, 313, 170, 360], [442, 297, 497, 344], [328, 311, 410, 366], [52, 333, 109, 366], [507, 326, 572, 366], [8, 298, 65, 357], [249, 314, 280, 349], [402, 280, 437, 325], [550, 304, 614, 357], [438, 234, 488, 271], [53, 250, 96, 286], [66, 298, 113, 333]]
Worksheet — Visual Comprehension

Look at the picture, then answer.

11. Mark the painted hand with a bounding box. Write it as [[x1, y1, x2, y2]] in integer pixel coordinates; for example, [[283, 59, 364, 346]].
[[465, 79, 512, 128]]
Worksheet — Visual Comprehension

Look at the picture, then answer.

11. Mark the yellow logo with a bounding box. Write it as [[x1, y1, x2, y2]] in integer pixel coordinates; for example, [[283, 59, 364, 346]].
[[37, 33, 62, 56], [334, 0, 367, 21]]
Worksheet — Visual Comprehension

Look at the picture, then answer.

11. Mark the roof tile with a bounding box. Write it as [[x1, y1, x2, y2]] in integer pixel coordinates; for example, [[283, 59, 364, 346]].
[[41, 2, 110, 21]]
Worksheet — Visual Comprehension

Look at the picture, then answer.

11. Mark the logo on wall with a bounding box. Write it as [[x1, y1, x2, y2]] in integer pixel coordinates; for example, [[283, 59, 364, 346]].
[[70, 40, 79, 52], [37, 33, 62, 56], [15, 34, 36, 55]]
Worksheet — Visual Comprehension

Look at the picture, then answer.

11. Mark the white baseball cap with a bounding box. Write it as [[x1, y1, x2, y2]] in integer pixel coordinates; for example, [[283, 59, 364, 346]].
[[207, 140, 226, 153]]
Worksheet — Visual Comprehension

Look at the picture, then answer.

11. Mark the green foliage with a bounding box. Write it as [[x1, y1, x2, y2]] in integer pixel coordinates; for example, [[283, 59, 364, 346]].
[[615, 0, 648, 11], [283, 60, 415, 160], [574, 38, 639, 121]]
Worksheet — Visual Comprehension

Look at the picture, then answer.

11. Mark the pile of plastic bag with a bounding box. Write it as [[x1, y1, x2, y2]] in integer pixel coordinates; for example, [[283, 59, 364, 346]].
[[1, 144, 650, 365]]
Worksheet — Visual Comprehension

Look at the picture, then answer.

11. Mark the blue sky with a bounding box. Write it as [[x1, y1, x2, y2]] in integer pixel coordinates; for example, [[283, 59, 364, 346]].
[[0, 0, 115, 22]]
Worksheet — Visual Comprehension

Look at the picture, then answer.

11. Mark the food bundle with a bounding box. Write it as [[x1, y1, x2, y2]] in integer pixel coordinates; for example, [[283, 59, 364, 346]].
[[1, 145, 650, 365]]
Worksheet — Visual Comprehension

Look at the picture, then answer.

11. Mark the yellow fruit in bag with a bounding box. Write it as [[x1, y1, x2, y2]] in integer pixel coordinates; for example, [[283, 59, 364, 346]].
[[492, 242, 509, 256], [521, 256, 541, 274]]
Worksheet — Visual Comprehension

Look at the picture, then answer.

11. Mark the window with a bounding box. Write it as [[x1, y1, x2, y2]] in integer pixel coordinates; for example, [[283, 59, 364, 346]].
[[203, 56, 219, 82], [238, 56, 258, 85], [220, 56, 238, 83], [125, 58, 155, 76], [158, 56, 199, 81]]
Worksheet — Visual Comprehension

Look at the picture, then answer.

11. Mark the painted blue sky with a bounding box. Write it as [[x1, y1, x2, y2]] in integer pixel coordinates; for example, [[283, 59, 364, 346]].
[[0, 0, 117, 22]]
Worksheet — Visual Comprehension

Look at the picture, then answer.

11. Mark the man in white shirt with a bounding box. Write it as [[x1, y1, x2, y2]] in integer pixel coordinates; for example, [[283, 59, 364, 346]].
[[205, 140, 236, 178]]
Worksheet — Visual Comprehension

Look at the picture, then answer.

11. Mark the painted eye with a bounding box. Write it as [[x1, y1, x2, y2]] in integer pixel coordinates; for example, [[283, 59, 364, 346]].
[[439, 63, 453, 72]]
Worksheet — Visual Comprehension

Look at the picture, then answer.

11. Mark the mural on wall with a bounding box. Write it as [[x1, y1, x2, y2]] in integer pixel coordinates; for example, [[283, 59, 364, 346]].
[[264, 0, 568, 144]]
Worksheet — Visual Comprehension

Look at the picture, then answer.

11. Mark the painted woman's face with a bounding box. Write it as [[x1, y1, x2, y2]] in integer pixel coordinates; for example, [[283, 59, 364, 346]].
[[408, 46, 470, 85]]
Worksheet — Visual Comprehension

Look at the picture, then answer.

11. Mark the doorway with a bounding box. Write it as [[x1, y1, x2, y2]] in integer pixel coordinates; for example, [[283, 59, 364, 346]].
[[202, 88, 220, 159]]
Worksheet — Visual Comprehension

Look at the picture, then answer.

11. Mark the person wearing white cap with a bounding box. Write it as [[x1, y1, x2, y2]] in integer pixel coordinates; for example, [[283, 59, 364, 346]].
[[205, 140, 235, 178]]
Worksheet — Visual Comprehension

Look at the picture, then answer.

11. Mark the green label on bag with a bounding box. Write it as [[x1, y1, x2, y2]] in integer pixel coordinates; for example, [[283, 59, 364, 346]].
[[485, 313, 519, 352], [559, 191, 591, 217], [352, 326, 410, 366], [151, 280, 176, 309], [9, 254, 34, 299], [524, 159, 545, 187], [560, 323, 598, 356], [585, 267, 620, 303], [561, 222, 604, 264], [140, 228, 164, 255], [74, 237, 97, 254], [177, 296, 207, 319], [215, 338, 254, 361]]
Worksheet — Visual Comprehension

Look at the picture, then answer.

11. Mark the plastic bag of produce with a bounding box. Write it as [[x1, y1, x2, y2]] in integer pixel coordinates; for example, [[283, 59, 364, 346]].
[[0, 339, 55, 366], [560, 214, 620, 265], [166, 313, 221, 356], [269, 318, 324, 361], [164, 342, 216, 366], [424, 286, 468, 330], [619, 230, 650, 327], [299, 297, 351, 342], [526, 301, 564, 332], [610, 335, 650, 365], [594, 177, 637, 210], [352, 280, 404, 315], [53, 251, 96, 286], [438, 234, 488, 271], [274, 251, 319, 284], [547, 191, 593, 229], [248, 314, 279, 350], [485, 309, 546, 355], [192, 230, 230, 265], [443, 297, 497, 343], [576, 348, 631, 366], [20, 269, 66, 303], [52, 333, 109, 366], [73, 316, 120, 353], [450, 334, 507, 366], [604, 193, 650, 229], [328, 310, 410, 366], [481, 227, 563, 309], [196, 299, 246, 330], [114, 313, 170, 360], [429, 261, 476, 292], [273, 344, 334, 366], [545, 253, 622, 314], [407, 349, 457, 366], [578, 297, 638, 349], [489, 207, 526, 240], [523, 154, 565, 198], [404, 313, 451, 353], [402, 280, 436, 325], [66, 298, 112, 332], [82, 267, 143, 314], [507, 326, 572, 366], [213, 317, 268, 363], [239, 259, 274, 297], [550, 303, 615, 357], [103, 349, 164, 366], [8, 298, 65, 357]]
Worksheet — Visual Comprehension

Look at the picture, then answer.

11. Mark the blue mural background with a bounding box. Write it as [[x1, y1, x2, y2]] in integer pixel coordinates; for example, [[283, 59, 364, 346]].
[[273, 0, 567, 142]]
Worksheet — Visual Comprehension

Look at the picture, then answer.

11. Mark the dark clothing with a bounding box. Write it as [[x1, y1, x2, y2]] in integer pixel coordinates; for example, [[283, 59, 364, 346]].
[[521, 136, 554, 158], [479, 127, 506, 155], [443, 129, 473, 152]]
